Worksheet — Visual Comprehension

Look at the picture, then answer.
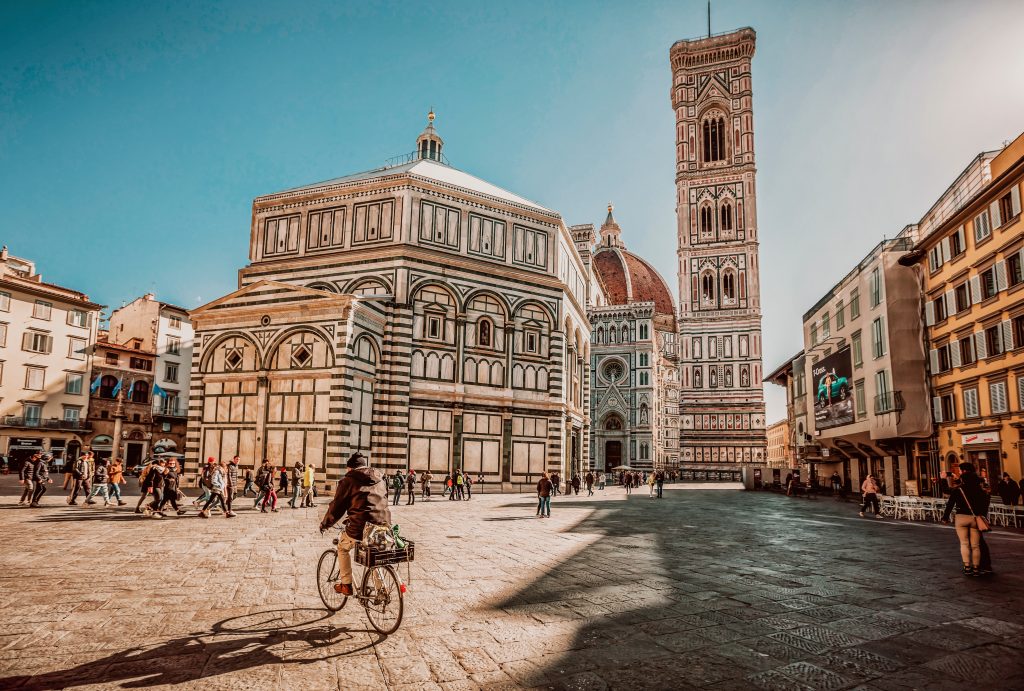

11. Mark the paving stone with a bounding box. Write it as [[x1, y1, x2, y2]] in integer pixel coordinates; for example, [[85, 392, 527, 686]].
[[775, 661, 852, 690]]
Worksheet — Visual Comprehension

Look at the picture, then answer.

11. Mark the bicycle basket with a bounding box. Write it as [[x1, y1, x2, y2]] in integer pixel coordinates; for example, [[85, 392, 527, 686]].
[[355, 540, 415, 567]]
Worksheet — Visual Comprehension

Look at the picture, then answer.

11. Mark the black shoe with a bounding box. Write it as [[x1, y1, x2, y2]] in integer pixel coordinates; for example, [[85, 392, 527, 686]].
[[963, 565, 975, 576]]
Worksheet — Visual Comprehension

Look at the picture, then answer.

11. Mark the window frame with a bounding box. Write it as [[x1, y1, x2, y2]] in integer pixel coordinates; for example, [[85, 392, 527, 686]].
[[25, 365, 45, 391], [65, 372, 84, 395], [32, 300, 52, 321]]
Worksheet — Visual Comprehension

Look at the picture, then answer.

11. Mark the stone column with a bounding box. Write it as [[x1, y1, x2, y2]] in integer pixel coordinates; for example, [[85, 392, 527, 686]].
[[454, 314, 466, 384]]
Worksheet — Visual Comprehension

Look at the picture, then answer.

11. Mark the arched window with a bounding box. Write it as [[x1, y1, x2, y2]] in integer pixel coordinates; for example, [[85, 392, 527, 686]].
[[702, 114, 726, 163], [131, 380, 149, 404], [722, 272, 735, 302], [478, 318, 492, 348], [99, 375, 118, 399], [701, 273, 716, 304], [700, 205, 713, 236], [605, 415, 623, 431], [720, 202, 733, 233]]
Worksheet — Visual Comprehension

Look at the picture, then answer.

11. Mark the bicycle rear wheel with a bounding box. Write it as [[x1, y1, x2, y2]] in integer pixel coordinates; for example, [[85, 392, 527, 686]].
[[317, 549, 348, 612], [361, 564, 404, 635]]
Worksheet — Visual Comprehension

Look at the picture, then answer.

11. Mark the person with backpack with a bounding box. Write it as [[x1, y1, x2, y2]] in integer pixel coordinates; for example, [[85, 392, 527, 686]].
[[86, 458, 111, 506], [536, 471, 552, 518], [29, 453, 52, 507], [444, 473, 454, 500], [18, 453, 37, 505], [455, 470, 465, 500], [135, 461, 161, 513], [199, 461, 230, 518], [195, 457, 216, 510], [225, 456, 239, 517]]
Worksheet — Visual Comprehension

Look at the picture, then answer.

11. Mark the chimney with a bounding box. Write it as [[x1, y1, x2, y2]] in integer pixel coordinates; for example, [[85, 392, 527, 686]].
[[144, 292, 156, 301]]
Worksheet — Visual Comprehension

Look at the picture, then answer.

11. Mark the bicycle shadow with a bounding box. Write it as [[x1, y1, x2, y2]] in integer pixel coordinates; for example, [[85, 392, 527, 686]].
[[0, 608, 383, 690]]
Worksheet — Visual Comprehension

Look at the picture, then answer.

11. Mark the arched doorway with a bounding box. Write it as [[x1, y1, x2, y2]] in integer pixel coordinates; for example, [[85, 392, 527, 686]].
[[601, 413, 625, 474], [604, 441, 622, 474]]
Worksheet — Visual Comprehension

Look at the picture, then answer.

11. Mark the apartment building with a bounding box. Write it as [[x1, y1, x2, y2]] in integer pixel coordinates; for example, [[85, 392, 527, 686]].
[[84, 336, 157, 465], [765, 418, 792, 469], [901, 132, 1024, 488], [798, 235, 932, 494], [0, 247, 102, 470], [109, 294, 193, 457]]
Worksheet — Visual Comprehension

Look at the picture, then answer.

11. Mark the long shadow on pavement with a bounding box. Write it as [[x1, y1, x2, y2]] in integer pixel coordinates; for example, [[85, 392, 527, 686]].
[[0, 608, 382, 690]]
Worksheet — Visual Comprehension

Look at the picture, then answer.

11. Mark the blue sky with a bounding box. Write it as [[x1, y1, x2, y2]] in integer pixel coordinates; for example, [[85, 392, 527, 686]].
[[2, 0, 1023, 423]]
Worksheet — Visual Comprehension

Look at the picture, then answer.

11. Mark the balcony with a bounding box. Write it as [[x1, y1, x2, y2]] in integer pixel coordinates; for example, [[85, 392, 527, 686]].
[[0, 416, 92, 431], [152, 402, 188, 418], [874, 391, 905, 415]]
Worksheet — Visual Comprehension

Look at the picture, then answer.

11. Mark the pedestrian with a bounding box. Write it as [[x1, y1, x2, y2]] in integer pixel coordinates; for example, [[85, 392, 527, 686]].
[[224, 456, 239, 517], [422, 470, 432, 500], [279, 465, 289, 495], [289, 461, 303, 508], [445, 474, 454, 500], [585, 471, 594, 496], [86, 458, 111, 506], [155, 459, 188, 517], [455, 470, 465, 500], [656, 469, 665, 499], [859, 474, 882, 518], [536, 471, 552, 518], [199, 461, 230, 518], [785, 472, 794, 496], [257, 460, 278, 512], [830, 472, 842, 495], [18, 453, 38, 505], [391, 470, 404, 506], [144, 458, 168, 517], [242, 466, 256, 497], [624, 472, 632, 495], [29, 453, 52, 507], [647, 471, 656, 498], [302, 461, 316, 507], [996, 473, 1021, 506], [406, 469, 416, 505], [253, 458, 269, 508], [550, 471, 560, 496], [67, 453, 90, 505], [941, 463, 992, 576], [62, 454, 74, 491], [571, 473, 581, 496], [194, 459, 214, 509], [107, 458, 127, 506], [135, 461, 157, 513], [464, 472, 473, 500]]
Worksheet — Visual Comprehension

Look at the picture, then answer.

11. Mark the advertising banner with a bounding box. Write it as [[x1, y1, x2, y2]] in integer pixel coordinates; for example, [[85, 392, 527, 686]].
[[812, 347, 854, 431]]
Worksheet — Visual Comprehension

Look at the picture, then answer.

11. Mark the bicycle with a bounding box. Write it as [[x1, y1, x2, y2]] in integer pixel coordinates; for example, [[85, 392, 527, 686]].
[[316, 525, 413, 635]]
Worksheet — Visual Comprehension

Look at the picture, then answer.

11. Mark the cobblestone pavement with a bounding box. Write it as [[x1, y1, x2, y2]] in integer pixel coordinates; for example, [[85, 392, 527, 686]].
[[2, 478, 1024, 690]]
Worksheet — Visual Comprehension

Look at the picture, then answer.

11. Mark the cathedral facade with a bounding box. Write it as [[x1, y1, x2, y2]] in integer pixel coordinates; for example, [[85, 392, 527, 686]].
[[671, 28, 768, 472], [185, 117, 592, 488]]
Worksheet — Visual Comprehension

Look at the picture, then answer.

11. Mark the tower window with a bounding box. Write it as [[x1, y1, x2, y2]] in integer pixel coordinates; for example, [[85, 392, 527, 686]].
[[702, 115, 726, 163], [722, 272, 735, 302], [701, 273, 716, 304], [720, 202, 733, 233], [700, 206, 713, 236]]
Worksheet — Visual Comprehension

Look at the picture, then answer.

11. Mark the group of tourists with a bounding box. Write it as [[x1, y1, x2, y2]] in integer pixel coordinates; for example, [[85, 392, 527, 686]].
[[14, 450, 320, 519], [386, 469, 486, 505]]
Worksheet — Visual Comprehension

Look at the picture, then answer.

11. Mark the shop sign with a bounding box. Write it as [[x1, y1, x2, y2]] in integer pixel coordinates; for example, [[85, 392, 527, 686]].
[[962, 431, 1000, 445], [11, 438, 43, 448]]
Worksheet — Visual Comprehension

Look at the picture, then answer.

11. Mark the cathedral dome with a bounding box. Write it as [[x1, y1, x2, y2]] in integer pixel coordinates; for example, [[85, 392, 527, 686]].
[[592, 205, 676, 318]]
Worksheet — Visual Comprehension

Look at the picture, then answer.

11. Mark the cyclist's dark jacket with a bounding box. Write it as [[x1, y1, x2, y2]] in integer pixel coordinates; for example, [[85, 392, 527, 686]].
[[322, 466, 392, 539]]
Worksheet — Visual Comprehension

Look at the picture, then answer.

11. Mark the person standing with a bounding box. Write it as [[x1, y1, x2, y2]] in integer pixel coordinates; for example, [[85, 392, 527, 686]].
[[536, 471, 552, 518], [585, 472, 594, 497], [571, 474, 581, 496], [155, 459, 188, 517], [421, 470, 432, 501], [289, 462, 303, 508], [242, 466, 256, 497], [464, 472, 473, 500], [29, 453, 52, 507], [144, 459, 168, 517], [996, 473, 1021, 506], [279, 465, 289, 496], [107, 458, 127, 506], [445, 473, 454, 500], [647, 471, 656, 498], [86, 458, 111, 506], [62, 455, 74, 491], [391, 471, 404, 506], [550, 471, 560, 496], [830, 472, 843, 495], [656, 469, 665, 499], [941, 463, 992, 576], [18, 453, 37, 505], [302, 461, 316, 507], [859, 474, 882, 518], [406, 469, 416, 505], [454, 470, 465, 500]]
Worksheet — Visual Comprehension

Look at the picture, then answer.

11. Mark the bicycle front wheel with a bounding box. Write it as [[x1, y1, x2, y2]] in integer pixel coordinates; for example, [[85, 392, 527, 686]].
[[361, 564, 404, 635], [317, 549, 348, 612]]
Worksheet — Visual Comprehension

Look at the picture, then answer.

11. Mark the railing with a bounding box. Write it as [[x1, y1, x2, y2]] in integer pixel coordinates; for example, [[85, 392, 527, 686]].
[[152, 402, 187, 417], [384, 149, 450, 167], [874, 391, 905, 415], [0, 416, 92, 431]]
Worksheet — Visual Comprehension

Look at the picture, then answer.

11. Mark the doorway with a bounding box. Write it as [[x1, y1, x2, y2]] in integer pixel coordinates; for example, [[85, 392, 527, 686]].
[[604, 441, 622, 474], [125, 442, 144, 466]]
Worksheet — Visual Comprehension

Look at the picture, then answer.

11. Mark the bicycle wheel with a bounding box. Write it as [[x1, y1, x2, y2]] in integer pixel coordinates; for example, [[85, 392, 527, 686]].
[[317, 549, 348, 612], [361, 564, 404, 635]]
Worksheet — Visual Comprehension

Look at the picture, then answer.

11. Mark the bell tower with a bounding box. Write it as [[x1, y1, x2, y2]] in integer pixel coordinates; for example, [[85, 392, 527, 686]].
[[671, 28, 767, 473]]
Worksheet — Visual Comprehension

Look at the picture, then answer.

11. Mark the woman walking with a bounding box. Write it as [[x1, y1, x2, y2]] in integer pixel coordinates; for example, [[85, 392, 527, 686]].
[[107, 458, 127, 506], [199, 462, 229, 518], [859, 474, 882, 518], [941, 463, 992, 576]]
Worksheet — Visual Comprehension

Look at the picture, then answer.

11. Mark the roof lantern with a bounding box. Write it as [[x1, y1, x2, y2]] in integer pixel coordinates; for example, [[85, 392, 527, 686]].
[[416, 109, 445, 162], [601, 203, 623, 248]]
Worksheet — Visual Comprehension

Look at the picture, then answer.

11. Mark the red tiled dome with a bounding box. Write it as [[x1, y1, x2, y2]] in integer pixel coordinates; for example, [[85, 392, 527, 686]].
[[593, 247, 676, 317]]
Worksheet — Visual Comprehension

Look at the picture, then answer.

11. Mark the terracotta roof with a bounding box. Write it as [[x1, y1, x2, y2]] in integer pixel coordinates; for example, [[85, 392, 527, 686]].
[[592, 247, 676, 317]]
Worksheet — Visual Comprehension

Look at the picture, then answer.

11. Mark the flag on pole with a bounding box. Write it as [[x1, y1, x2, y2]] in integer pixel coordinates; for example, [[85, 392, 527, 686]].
[[89, 375, 102, 394], [111, 378, 123, 398], [127, 379, 135, 400], [152, 382, 167, 398]]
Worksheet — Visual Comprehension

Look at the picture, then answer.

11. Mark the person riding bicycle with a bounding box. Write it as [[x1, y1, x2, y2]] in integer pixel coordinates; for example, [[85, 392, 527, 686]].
[[319, 452, 392, 596]]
